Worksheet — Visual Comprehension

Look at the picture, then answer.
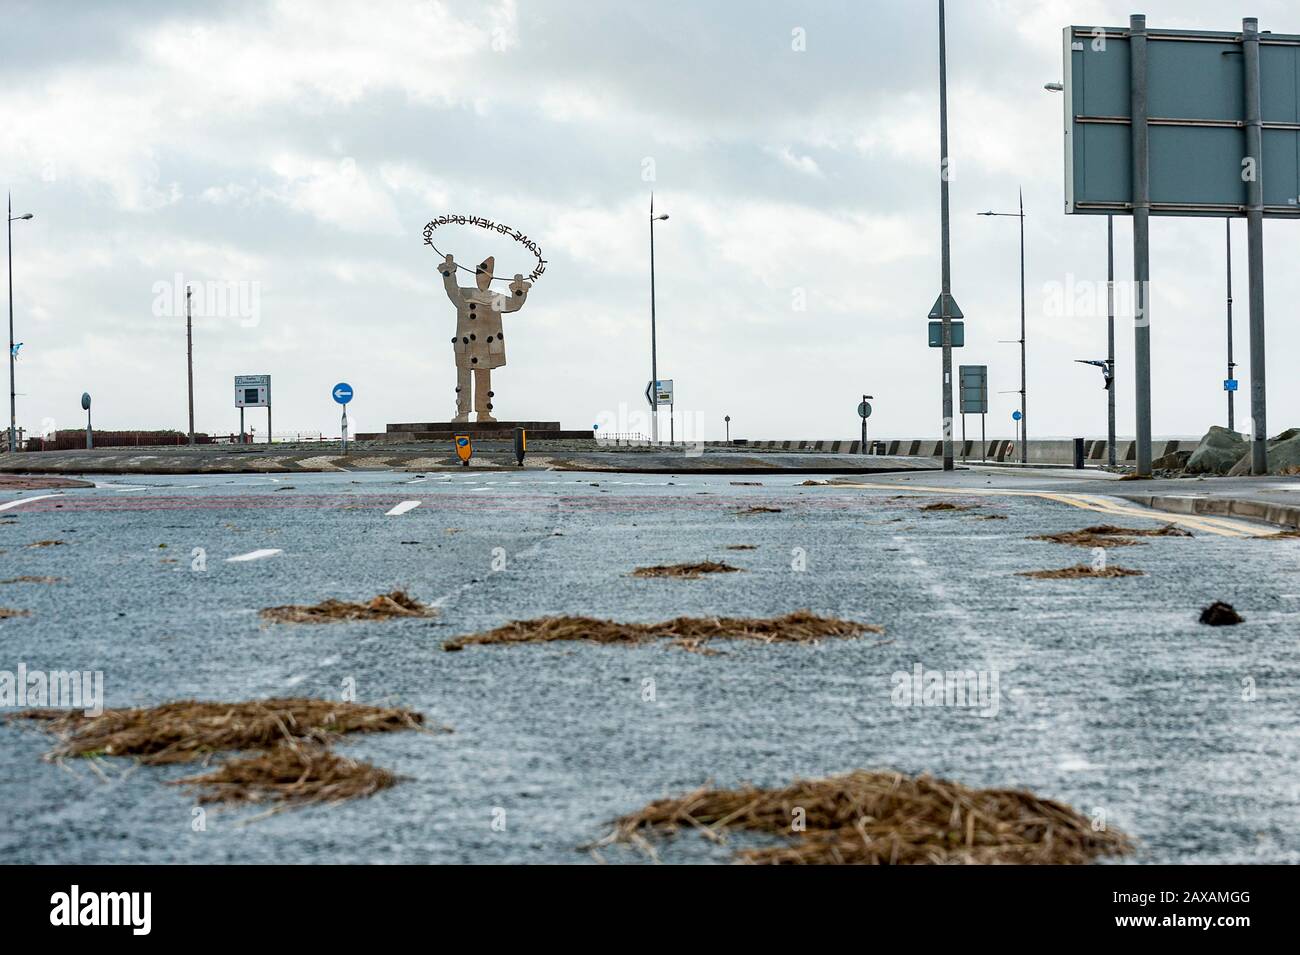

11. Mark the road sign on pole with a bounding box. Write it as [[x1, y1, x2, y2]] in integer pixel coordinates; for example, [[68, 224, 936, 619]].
[[81, 392, 92, 449], [332, 382, 353, 455], [235, 374, 271, 445], [958, 365, 987, 414]]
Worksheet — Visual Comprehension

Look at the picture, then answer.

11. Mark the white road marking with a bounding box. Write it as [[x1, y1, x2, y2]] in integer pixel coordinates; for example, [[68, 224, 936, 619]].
[[0, 493, 63, 511], [386, 500, 422, 516], [226, 548, 283, 562]]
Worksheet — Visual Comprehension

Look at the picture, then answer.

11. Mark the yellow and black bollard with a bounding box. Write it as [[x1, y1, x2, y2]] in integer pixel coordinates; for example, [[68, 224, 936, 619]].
[[454, 433, 472, 466]]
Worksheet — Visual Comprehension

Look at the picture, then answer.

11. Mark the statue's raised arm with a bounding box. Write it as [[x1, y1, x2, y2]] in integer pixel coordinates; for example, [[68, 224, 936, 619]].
[[501, 274, 531, 313], [440, 253, 460, 302]]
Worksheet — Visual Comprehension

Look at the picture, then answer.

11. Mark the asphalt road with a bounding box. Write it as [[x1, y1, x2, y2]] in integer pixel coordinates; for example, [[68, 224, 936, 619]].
[[1, 470, 1297, 863]]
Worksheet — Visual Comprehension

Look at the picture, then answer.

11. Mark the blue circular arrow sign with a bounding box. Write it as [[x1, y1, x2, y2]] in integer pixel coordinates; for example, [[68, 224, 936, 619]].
[[1012, 410, 1023, 421], [332, 382, 354, 405]]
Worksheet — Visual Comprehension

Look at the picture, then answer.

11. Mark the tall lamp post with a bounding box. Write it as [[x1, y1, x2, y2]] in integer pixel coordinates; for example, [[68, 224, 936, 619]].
[[7, 195, 34, 453], [978, 193, 1027, 464], [1046, 81, 1115, 466], [648, 195, 669, 444]]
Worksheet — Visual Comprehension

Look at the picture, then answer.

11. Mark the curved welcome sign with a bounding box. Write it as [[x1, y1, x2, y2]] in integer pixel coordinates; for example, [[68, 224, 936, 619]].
[[422, 214, 547, 284]]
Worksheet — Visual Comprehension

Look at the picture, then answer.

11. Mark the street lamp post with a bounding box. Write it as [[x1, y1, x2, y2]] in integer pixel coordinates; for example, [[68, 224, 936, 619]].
[[978, 193, 1027, 464], [7, 195, 35, 454], [648, 195, 669, 444]]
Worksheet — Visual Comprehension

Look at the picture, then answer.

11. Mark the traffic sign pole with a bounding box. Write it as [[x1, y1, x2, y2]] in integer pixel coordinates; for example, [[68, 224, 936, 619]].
[[937, 0, 955, 471], [1131, 13, 1153, 477], [331, 383, 354, 455], [1244, 17, 1268, 474]]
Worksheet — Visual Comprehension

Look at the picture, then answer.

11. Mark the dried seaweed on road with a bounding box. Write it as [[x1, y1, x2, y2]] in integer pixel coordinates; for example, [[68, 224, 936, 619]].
[[631, 561, 743, 579], [730, 481, 764, 486], [919, 501, 975, 512], [1030, 523, 1192, 548], [0, 607, 31, 619], [260, 590, 436, 624], [173, 743, 397, 807], [1261, 528, 1300, 539], [725, 544, 757, 550], [27, 539, 66, 548], [1, 576, 62, 584], [1018, 565, 1145, 579], [1199, 601, 1244, 626], [444, 610, 882, 654], [11, 698, 427, 764], [974, 514, 1007, 520], [595, 770, 1132, 865], [737, 505, 783, 515]]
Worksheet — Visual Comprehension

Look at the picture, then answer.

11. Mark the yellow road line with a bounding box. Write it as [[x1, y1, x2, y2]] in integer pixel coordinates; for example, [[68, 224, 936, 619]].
[[827, 482, 1266, 538]]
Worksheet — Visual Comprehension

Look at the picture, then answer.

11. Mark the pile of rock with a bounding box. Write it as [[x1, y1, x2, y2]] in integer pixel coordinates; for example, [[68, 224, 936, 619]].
[[1173, 426, 1300, 477]]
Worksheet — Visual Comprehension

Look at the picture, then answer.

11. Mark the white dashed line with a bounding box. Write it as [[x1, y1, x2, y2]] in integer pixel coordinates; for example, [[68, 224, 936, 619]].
[[0, 493, 63, 512], [386, 500, 422, 516], [226, 548, 283, 562]]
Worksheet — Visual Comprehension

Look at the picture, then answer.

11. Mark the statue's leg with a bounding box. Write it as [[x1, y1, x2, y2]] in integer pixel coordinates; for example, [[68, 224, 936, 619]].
[[452, 367, 471, 422], [473, 369, 495, 422]]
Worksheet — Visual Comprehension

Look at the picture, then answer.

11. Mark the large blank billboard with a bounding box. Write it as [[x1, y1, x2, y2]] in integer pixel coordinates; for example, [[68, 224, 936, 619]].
[[1063, 25, 1300, 216]]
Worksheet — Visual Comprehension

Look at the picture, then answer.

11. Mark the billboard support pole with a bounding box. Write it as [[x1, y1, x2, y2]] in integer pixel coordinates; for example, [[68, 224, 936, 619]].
[[937, 0, 954, 471], [1106, 215, 1117, 467], [1129, 14, 1152, 477], [1243, 17, 1268, 475], [1226, 219, 1235, 433]]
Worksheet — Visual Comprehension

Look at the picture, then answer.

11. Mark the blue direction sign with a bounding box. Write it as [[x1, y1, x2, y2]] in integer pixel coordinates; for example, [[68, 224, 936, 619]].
[[332, 382, 354, 405], [1012, 410, 1023, 421], [1224, 379, 1239, 392]]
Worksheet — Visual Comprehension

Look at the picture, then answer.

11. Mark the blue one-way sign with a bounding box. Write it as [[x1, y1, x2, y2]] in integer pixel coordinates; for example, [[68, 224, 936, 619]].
[[332, 382, 354, 404]]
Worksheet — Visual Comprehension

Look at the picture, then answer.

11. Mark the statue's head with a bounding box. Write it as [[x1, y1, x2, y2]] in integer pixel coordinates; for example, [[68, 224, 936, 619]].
[[475, 256, 495, 292]]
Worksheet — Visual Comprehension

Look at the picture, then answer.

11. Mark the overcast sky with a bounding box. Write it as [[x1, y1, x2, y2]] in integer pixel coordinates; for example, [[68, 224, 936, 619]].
[[4, 0, 1298, 442]]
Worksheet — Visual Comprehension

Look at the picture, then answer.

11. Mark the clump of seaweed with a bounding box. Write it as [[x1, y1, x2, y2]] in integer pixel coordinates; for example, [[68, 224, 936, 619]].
[[444, 610, 882, 655], [260, 590, 436, 624], [1018, 565, 1145, 579], [737, 505, 783, 515], [0, 607, 30, 619], [595, 770, 1133, 865], [11, 698, 427, 764], [173, 743, 398, 807], [1030, 523, 1191, 548], [631, 562, 743, 579], [919, 501, 975, 512]]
